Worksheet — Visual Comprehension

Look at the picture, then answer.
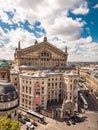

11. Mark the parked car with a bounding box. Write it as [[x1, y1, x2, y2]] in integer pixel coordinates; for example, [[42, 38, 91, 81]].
[[26, 122, 35, 129], [23, 117, 30, 122], [32, 121, 38, 127], [18, 113, 22, 119], [19, 118, 26, 124], [74, 116, 81, 123], [65, 120, 71, 126], [70, 119, 76, 125]]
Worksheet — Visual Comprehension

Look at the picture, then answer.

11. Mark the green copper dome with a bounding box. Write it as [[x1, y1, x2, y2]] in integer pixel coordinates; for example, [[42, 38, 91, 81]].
[[0, 60, 9, 67]]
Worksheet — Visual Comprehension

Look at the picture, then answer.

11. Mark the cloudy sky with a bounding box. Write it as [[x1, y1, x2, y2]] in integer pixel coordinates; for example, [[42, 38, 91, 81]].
[[0, 0, 98, 62]]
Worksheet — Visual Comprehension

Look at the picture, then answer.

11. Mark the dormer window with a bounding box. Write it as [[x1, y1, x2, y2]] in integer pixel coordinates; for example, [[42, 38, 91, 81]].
[[0, 94, 4, 101], [7, 93, 12, 101]]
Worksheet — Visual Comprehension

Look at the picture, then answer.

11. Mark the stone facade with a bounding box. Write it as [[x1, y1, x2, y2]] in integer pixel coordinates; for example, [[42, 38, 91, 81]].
[[79, 67, 98, 92], [18, 70, 78, 119], [10, 37, 78, 118], [14, 37, 68, 69], [61, 72, 78, 118]]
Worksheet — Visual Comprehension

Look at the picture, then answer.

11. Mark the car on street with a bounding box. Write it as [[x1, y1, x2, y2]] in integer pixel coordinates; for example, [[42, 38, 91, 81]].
[[74, 116, 81, 123], [18, 113, 22, 119], [65, 120, 71, 126], [70, 118, 76, 125], [26, 122, 35, 129], [19, 118, 26, 124], [23, 117, 30, 122], [32, 121, 38, 127]]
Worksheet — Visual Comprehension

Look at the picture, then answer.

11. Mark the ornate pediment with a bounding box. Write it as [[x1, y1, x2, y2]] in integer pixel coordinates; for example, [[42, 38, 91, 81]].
[[20, 41, 67, 57], [14, 37, 68, 67]]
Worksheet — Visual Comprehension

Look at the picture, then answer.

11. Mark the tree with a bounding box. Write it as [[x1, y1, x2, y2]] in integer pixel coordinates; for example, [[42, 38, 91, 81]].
[[0, 116, 19, 130]]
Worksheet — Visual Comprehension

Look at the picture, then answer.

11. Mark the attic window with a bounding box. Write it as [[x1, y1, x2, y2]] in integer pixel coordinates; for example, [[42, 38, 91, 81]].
[[41, 51, 49, 57]]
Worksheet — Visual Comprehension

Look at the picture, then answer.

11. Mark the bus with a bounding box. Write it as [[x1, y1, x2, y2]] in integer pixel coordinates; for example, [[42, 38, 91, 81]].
[[27, 110, 45, 123], [80, 93, 88, 109], [82, 83, 89, 96]]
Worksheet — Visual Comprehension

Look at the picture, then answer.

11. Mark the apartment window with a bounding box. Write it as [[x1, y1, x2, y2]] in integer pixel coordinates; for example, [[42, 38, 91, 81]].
[[29, 101, 31, 105], [48, 79, 50, 81], [59, 82, 62, 88], [55, 83, 57, 86], [26, 81, 28, 84], [29, 87, 31, 94], [42, 87, 44, 91], [42, 81, 44, 84], [59, 90, 61, 93], [23, 86, 24, 92], [26, 86, 28, 93], [70, 85, 72, 91], [42, 91, 44, 94], [22, 98, 24, 103], [48, 83, 50, 86], [14, 83, 17, 86], [29, 96, 31, 99], [15, 78, 17, 80], [29, 81, 31, 84], [25, 99, 27, 104], [52, 91, 54, 94]]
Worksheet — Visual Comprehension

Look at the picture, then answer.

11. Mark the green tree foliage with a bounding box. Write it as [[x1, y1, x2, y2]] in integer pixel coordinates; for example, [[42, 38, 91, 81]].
[[0, 116, 19, 130]]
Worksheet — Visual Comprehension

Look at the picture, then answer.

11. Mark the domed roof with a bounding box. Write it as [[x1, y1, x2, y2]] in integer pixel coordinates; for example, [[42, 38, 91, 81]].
[[0, 81, 18, 102], [0, 83, 16, 94], [0, 60, 9, 67]]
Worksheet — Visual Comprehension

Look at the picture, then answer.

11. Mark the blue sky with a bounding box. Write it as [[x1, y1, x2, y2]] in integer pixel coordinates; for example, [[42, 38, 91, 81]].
[[0, 0, 98, 61]]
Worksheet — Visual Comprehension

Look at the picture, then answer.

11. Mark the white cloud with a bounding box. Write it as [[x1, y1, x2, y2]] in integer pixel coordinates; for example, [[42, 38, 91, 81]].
[[93, 4, 98, 9], [0, 0, 97, 62], [72, 1, 89, 15], [46, 16, 85, 41], [0, 28, 37, 60]]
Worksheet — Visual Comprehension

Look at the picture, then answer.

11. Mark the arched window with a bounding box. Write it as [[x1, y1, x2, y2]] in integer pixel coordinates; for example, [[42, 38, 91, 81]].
[[44, 52, 46, 56], [41, 51, 50, 57], [41, 53, 43, 56]]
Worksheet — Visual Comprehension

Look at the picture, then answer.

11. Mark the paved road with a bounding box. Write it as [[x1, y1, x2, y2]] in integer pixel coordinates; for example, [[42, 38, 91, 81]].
[[78, 88, 98, 112], [81, 91, 98, 111]]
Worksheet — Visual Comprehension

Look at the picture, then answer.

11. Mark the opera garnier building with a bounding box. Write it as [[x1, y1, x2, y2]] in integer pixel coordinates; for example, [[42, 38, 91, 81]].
[[0, 60, 19, 119]]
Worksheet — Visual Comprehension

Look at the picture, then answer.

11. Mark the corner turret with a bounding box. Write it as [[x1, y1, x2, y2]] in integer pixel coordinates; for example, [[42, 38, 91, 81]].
[[18, 41, 21, 50], [65, 46, 67, 54]]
